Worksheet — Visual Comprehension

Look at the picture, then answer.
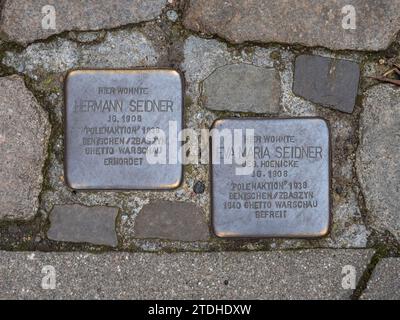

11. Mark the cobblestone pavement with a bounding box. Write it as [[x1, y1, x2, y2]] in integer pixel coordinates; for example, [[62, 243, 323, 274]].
[[0, 0, 399, 299]]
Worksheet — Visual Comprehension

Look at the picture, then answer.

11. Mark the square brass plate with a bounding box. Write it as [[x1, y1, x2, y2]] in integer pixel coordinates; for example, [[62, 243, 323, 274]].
[[211, 118, 330, 238], [64, 69, 183, 190]]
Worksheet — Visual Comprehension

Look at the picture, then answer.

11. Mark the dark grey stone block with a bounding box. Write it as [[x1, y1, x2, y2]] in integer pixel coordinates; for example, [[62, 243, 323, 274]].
[[293, 55, 360, 113], [47, 204, 118, 247], [134, 201, 209, 241]]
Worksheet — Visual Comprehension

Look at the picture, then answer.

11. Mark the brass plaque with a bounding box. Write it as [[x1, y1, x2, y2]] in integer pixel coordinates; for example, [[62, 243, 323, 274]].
[[64, 69, 183, 190], [211, 118, 330, 238]]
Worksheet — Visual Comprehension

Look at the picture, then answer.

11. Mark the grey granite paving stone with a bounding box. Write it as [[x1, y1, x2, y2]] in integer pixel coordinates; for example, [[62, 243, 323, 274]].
[[293, 55, 360, 113], [0, 75, 50, 221], [183, 0, 400, 51], [201, 64, 281, 114], [0, 249, 374, 299], [0, 0, 167, 45], [356, 85, 400, 240], [47, 205, 119, 247], [3, 29, 161, 74]]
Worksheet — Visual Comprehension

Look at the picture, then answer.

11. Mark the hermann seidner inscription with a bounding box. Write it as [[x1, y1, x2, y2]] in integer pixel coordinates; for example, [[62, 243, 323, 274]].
[[65, 70, 183, 190], [211, 118, 330, 238]]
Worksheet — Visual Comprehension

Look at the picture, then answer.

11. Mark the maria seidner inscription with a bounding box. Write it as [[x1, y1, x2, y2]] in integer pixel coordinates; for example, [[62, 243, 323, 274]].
[[211, 118, 330, 238], [65, 69, 183, 190]]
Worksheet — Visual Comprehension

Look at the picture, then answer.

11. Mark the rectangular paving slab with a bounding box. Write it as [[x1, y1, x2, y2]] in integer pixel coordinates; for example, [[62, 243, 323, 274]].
[[200, 64, 281, 114], [134, 201, 209, 241], [47, 205, 118, 247], [0, 250, 374, 299]]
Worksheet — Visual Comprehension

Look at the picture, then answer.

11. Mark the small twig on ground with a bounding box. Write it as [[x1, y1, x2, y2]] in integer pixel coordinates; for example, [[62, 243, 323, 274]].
[[369, 64, 400, 86], [368, 76, 400, 86]]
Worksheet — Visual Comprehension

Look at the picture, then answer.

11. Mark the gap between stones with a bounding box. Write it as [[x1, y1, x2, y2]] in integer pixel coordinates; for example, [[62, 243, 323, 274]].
[[351, 242, 400, 299]]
